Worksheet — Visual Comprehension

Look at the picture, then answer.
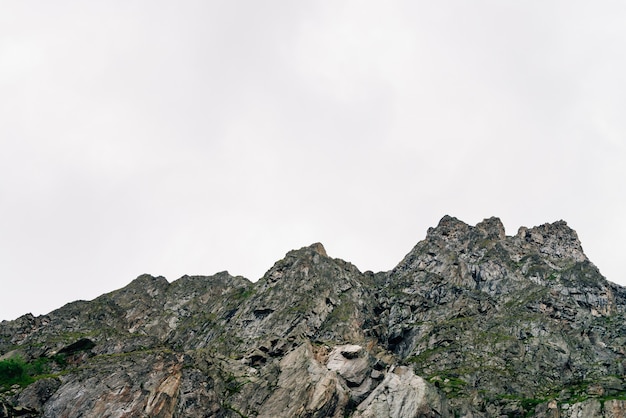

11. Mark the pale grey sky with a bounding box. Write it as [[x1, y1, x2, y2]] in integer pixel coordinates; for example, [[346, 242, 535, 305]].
[[1, 1, 625, 320]]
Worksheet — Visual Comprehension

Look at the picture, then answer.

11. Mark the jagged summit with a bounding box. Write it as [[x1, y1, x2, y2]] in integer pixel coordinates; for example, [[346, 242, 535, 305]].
[[281, 242, 329, 263], [426, 214, 470, 236], [423, 215, 587, 262], [1, 216, 625, 418], [426, 215, 509, 242], [475, 216, 506, 239], [308, 242, 327, 256], [517, 220, 587, 262]]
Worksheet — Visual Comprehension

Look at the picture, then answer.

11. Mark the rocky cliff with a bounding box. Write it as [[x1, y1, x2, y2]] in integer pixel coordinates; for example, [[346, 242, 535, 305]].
[[2, 216, 626, 417]]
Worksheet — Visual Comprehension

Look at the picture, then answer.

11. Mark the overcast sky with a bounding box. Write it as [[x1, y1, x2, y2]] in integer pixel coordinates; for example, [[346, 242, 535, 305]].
[[1, 1, 625, 321]]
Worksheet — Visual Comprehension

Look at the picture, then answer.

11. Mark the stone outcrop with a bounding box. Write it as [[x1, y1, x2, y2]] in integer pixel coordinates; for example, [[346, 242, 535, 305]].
[[353, 366, 447, 418], [1, 216, 626, 417]]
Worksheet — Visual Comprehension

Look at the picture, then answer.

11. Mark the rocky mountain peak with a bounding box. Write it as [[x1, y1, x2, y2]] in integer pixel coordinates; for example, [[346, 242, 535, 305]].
[[280, 242, 329, 266], [423, 215, 507, 253], [124, 273, 169, 295], [516, 220, 587, 262], [475, 216, 506, 240], [1, 216, 625, 418], [426, 215, 470, 238], [308, 242, 327, 256]]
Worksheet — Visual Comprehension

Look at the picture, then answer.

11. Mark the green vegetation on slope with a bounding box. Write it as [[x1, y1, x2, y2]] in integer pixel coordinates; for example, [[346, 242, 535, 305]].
[[0, 355, 64, 390]]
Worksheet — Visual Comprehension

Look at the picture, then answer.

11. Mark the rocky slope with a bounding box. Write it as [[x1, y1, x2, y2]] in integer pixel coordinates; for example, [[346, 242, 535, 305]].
[[1, 216, 626, 417]]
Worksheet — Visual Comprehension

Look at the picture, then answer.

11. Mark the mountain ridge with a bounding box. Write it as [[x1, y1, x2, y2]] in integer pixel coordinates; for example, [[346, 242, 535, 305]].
[[2, 215, 625, 417]]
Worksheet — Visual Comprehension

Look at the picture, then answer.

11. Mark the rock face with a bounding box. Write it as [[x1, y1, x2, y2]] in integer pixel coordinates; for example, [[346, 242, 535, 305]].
[[1, 216, 626, 417]]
